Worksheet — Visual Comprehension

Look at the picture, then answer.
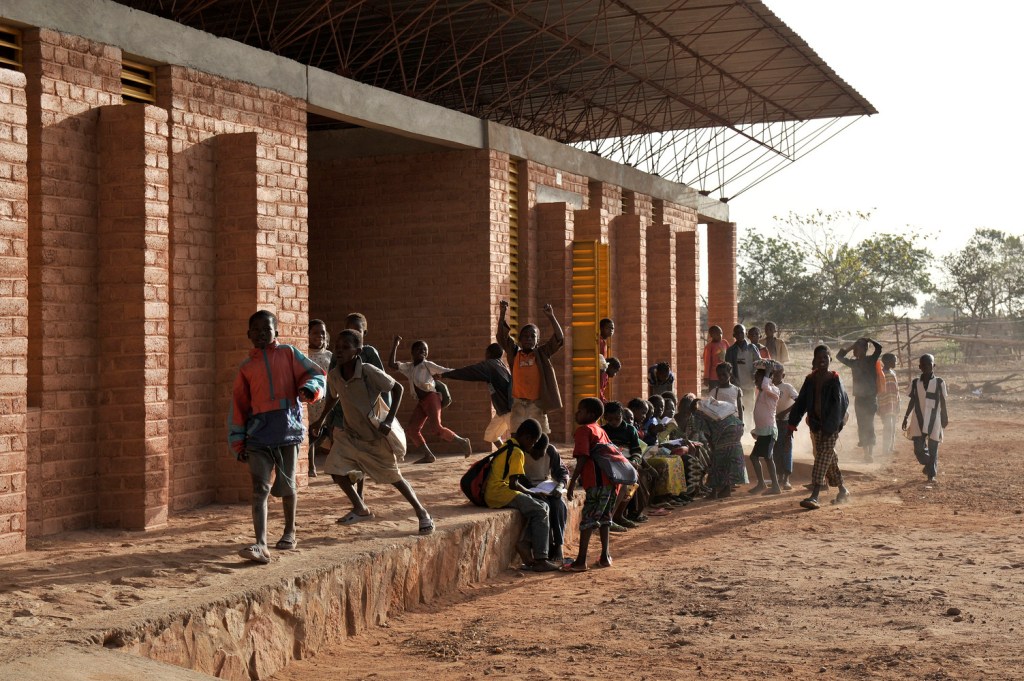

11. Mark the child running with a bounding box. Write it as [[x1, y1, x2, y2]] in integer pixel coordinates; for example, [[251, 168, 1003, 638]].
[[748, 359, 782, 494], [564, 398, 616, 571], [771, 363, 799, 490], [441, 343, 512, 450], [229, 310, 327, 564], [787, 345, 852, 510], [389, 335, 472, 463], [313, 330, 434, 535], [903, 354, 949, 483], [498, 301, 564, 434]]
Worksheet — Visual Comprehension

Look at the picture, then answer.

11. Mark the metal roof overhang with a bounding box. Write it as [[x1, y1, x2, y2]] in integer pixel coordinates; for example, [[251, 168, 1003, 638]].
[[110, 0, 876, 198]]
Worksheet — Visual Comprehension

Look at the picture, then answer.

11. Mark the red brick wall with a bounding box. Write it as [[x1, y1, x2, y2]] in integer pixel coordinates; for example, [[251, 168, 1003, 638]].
[[0, 69, 29, 554], [676, 228, 701, 394], [155, 67, 308, 510], [707, 221, 738, 339], [646, 219, 677, 390], [308, 148, 501, 448], [610, 214, 647, 400], [96, 104, 171, 528], [23, 29, 122, 536]]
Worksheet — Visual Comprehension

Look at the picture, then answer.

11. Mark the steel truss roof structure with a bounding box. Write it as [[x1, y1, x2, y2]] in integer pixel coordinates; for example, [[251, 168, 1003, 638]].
[[116, 0, 876, 200]]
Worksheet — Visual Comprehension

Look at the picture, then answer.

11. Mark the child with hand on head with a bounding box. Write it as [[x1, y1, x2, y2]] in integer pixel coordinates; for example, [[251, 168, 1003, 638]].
[[878, 353, 901, 455], [313, 330, 434, 535], [903, 354, 948, 483], [564, 398, 616, 572], [229, 310, 327, 564], [748, 359, 782, 495], [771, 363, 799, 490], [389, 336, 472, 464], [306, 319, 333, 477]]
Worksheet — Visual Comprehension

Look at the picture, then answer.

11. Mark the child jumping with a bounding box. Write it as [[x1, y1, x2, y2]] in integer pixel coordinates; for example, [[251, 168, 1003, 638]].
[[441, 343, 512, 450], [497, 301, 564, 434], [564, 398, 616, 572], [229, 310, 327, 564], [903, 354, 948, 483], [312, 330, 434, 535], [389, 335, 472, 463]]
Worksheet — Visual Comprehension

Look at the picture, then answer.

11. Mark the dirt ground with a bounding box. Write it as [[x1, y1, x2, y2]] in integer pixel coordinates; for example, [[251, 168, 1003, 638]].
[[273, 400, 1024, 681], [2, 398, 1023, 680]]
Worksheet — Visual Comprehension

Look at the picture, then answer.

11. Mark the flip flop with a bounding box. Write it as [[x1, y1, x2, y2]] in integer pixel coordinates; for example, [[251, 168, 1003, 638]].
[[560, 563, 589, 573], [337, 511, 375, 525], [275, 536, 298, 550], [799, 497, 821, 510], [418, 515, 435, 535], [646, 507, 670, 516], [238, 544, 271, 564]]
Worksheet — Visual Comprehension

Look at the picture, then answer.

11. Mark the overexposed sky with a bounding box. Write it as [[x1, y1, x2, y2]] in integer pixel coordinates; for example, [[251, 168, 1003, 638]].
[[730, 0, 1024, 260]]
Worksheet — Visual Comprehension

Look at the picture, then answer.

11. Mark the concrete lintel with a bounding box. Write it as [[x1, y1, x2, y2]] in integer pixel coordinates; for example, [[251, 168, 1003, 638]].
[[2, 0, 308, 99], [307, 67, 487, 150], [487, 122, 729, 222]]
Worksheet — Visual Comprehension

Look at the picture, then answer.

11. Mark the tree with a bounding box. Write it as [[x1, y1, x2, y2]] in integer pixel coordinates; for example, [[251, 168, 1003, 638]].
[[937, 228, 1024, 321]]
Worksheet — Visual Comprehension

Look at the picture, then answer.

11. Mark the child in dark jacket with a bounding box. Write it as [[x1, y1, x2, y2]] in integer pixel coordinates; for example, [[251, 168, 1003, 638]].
[[787, 345, 851, 510], [441, 343, 512, 450]]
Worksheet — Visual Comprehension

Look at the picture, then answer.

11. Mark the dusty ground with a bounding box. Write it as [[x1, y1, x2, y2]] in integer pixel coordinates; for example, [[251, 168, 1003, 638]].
[[2, 397, 1022, 680], [274, 399, 1024, 681]]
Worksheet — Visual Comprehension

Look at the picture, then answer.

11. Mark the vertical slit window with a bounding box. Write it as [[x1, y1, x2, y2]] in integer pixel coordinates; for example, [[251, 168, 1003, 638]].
[[508, 158, 521, 334]]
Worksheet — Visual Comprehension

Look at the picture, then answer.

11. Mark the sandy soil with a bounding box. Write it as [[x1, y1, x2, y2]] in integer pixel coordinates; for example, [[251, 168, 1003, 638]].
[[2, 399, 1022, 680], [273, 400, 1024, 681]]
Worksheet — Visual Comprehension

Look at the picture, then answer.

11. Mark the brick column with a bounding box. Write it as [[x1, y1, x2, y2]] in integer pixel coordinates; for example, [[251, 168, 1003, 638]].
[[610, 214, 647, 399], [646, 222, 676, 391], [214, 133, 278, 502], [0, 70, 29, 554], [676, 229, 701, 395], [536, 203, 575, 441], [95, 104, 171, 530], [706, 221, 738, 335]]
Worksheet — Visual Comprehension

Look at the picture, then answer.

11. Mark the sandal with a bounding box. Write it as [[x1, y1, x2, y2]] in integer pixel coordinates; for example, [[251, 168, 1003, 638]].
[[337, 511, 375, 525], [238, 544, 271, 564], [799, 497, 821, 510], [418, 515, 435, 535], [275, 536, 298, 550], [647, 507, 671, 516], [831, 491, 851, 505]]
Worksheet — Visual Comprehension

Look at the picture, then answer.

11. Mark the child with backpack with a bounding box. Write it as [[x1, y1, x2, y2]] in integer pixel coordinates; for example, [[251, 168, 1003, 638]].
[[476, 418, 561, 572], [903, 354, 949, 483]]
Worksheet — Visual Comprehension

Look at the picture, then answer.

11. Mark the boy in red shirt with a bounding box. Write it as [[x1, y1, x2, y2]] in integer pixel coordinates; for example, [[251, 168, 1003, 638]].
[[703, 325, 730, 391], [564, 397, 616, 572]]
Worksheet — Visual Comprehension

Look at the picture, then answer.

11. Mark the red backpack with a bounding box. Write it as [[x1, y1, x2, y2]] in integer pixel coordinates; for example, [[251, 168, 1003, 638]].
[[460, 441, 515, 507]]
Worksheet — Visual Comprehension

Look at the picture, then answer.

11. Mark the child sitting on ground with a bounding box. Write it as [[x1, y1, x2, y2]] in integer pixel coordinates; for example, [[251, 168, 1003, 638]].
[[642, 394, 667, 446], [229, 310, 327, 564], [903, 354, 948, 483], [389, 335, 472, 463], [483, 418, 562, 572], [748, 360, 782, 494], [441, 343, 512, 450], [306, 318, 333, 477], [564, 398, 617, 571], [878, 352, 901, 455], [602, 401, 656, 527], [771, 363, 799, 490]]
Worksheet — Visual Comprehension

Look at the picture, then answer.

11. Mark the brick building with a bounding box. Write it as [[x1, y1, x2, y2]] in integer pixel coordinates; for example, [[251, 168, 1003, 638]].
[[0, 1, 873, 554]]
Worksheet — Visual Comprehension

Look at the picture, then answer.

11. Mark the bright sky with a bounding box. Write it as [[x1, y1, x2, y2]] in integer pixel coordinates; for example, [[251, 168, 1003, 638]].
[[730, 0, 1024, 263]]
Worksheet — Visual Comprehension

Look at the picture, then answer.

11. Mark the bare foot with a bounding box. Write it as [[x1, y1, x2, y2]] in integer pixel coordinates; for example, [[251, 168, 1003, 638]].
[[597, 555, 613, 568], [413, 453, 436, 464], [748, 483, 766, 494]]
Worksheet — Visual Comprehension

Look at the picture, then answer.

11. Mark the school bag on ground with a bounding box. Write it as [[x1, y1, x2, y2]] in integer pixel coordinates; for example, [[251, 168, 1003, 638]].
[[460, 441, 515, 507], [590, 442, 640, 485]]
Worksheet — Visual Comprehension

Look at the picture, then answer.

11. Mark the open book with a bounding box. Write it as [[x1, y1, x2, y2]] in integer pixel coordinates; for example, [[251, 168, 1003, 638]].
[[526, 480, 558, 495]]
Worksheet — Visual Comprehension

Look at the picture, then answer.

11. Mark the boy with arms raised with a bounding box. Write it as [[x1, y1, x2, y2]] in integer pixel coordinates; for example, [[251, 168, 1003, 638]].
[[229, 310, 327, 564], [497, 300, 564, 434]]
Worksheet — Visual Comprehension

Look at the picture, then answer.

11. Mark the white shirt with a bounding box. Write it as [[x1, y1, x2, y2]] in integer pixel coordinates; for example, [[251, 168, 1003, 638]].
[[753, 376, 780, 434], [712, 384, 740, 409], [907, 376, 947, 442], [397, 359, 452, 396], [775, 381, 799, 415]]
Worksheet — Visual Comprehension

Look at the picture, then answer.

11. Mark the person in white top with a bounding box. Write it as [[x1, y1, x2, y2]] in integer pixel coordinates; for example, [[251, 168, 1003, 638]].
[[748, 360, 782, 494], [903, 354, 949, 483], [771, 363, 800, 490], [389, 335, 472, 464], [710, 363, 744, 423]]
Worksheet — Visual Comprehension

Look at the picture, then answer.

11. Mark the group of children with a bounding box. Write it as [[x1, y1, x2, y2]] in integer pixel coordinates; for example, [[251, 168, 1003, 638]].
[[228, 306, 949, 567]]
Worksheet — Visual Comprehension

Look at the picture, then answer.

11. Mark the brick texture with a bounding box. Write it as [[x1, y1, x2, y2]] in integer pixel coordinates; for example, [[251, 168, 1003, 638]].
[[676, 228, 702, 394], [0, 69, 29, 554], [706, 221, 738, 340], [646, 219, 677, 390], [610, 214, 647, 400], [96, 104, 171, 529]]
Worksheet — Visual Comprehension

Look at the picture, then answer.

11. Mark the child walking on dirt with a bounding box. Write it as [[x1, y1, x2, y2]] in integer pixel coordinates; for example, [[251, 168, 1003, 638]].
[[878, 353, 901, 455], [903, 354, 949, 483], [748, 360, 782, 495], [837, 337, 883, 463], [787, 345, 852, 510], [312, 330, 435, 535], [389, 336, 472, 464], [229, 310, 327, 564], [564, 398, 616, 572], [771, 363, 799, 490]]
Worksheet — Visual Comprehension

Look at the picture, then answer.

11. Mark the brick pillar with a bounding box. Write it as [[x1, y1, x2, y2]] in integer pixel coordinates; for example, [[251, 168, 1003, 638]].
[[214, 133, 278, 502], [0, 70, 29, 554], [707, 221, 738, 335], [96, 104, 171, 530], [536, 203, 575, 442], [610, 214, 647, 399], [676, 229, 701, 395], [646, 222, 676, 391]]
